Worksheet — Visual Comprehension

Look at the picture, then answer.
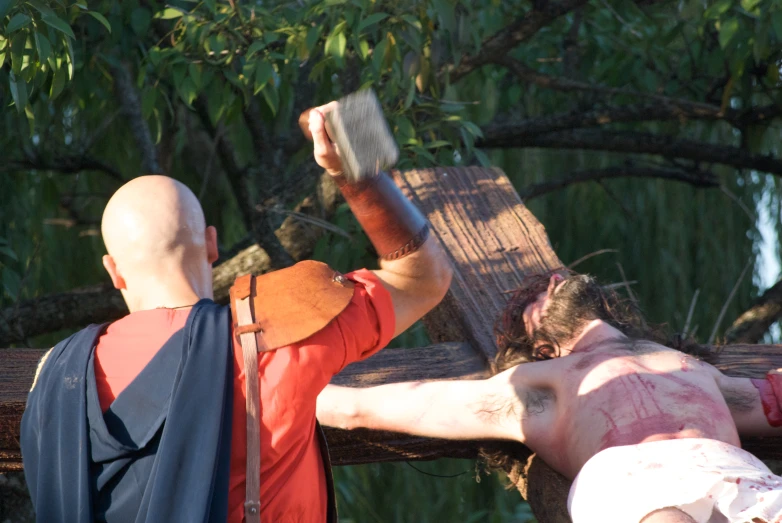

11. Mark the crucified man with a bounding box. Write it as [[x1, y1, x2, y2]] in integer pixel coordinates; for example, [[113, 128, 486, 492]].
[[317, 271, 782, 523]]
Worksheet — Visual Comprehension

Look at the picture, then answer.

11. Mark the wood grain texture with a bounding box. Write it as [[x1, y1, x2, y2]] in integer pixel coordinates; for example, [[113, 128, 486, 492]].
[[394, 167, 562, 365]]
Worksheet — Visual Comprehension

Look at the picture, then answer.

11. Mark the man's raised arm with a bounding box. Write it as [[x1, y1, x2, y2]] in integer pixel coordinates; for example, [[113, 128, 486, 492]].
[[307, 104, 452, 337]]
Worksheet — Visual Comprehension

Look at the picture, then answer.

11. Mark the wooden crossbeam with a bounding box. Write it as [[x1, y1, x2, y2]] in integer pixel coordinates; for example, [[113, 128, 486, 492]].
[[5, 343, 781, 470]]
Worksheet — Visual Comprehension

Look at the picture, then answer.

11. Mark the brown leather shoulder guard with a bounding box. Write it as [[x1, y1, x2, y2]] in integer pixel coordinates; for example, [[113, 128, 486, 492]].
[[229, 260, 356, 350]]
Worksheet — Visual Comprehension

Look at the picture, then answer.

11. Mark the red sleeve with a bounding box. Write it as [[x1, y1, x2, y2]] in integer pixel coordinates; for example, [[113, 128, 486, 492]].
[[331, 268, 395, 373]]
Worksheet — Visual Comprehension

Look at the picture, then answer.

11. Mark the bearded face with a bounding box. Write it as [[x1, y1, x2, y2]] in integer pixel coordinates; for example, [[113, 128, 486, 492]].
[[495, 273, 612, 365]]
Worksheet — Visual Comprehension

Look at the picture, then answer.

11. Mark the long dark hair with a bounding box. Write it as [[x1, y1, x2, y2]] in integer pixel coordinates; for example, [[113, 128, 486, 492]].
[[493, 270, 680, 371]]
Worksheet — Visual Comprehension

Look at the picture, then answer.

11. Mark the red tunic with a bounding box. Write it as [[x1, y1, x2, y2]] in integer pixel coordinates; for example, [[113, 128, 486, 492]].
[[94, 269, 394, 522]]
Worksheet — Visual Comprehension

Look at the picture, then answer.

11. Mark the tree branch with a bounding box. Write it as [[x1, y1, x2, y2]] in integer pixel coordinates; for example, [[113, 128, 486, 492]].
[[110, 62, 161, 175], [477, 128, 782, 176], [518, 163, 719, 200], [483, 103, 726, 137], [496, 56, 782, 127], [193, 98, 294, 269], [442, 0, 590, 83], [724, 280, 782, 344], [2, 156, 124, 182]]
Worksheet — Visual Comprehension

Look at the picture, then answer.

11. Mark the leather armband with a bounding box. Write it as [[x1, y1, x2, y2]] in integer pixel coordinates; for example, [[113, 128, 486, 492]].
[[751, 371, 782, 427], [336, 171, 430, 261]]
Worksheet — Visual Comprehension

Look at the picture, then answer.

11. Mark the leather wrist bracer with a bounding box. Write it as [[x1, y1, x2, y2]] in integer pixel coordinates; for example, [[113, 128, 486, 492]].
[[335, 171, 429, 261]]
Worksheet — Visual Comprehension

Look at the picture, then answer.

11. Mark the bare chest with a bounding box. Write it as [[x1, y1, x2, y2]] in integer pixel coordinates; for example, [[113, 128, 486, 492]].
[[539, 349, 740, 477]]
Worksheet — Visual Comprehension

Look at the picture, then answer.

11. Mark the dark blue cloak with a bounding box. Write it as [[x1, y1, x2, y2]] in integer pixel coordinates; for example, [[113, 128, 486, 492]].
[[21, 299, 233, 523]]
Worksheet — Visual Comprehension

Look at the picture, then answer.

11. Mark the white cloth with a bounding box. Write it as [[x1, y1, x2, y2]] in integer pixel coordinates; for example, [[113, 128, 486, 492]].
[[568, 438, 782, 523]]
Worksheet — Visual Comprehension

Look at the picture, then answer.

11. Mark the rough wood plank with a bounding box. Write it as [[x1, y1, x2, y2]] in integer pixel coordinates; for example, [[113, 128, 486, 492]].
[[0, 343, 489, 471], [394, 167, 563, 365], [0, 349, 42, 471]]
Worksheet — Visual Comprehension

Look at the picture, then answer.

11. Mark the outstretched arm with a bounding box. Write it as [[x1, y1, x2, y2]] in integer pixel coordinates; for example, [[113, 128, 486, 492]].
[[716, 369, 782, 437], [317, 367, 551, 443]]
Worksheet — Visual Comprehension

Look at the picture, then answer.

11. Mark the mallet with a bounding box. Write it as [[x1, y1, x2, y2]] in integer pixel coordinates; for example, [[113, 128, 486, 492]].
[[299, 89, 399, 184]]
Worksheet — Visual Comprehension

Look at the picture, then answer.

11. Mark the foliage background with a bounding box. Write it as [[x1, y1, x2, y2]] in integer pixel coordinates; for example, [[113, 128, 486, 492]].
[[3, 0, 782, 520]]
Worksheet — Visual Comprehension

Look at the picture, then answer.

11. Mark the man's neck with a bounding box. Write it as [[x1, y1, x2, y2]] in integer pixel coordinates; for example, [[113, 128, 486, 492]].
[[561, 320, 627, 356], [122, 272, 211, 313]]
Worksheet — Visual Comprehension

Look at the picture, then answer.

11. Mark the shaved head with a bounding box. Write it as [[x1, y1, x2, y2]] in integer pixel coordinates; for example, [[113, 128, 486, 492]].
[[101, 175, 218, 311]]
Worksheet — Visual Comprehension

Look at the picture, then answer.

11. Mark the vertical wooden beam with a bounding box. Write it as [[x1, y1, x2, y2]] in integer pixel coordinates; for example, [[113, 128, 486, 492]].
[[395, 167, 563, 365]]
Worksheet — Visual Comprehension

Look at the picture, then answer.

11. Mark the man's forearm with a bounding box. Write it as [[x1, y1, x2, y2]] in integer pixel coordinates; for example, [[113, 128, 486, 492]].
[[317, 380, 516, 442], [317, 382, 440, 435]]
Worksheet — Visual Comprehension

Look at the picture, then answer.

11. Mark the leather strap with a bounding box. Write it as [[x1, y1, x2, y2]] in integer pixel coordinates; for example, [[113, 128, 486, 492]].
[[336, 170, 430, 261], [229, 270, 342, 522], [234, 277, 263, 523]]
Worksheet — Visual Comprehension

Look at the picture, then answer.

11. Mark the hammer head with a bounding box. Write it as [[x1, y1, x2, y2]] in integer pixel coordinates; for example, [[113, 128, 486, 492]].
[[325, 89, 399, 184]]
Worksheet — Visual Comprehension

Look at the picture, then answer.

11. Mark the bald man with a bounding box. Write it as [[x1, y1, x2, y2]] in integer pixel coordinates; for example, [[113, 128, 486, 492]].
[[20, 102, 452, 523]]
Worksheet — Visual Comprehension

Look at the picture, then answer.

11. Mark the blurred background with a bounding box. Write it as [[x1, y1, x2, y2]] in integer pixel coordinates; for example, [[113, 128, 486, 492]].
[[2, 0, 782, 520]]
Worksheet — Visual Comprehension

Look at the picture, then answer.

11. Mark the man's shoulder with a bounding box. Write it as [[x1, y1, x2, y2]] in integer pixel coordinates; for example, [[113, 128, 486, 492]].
[[230, 260, 357, 349]]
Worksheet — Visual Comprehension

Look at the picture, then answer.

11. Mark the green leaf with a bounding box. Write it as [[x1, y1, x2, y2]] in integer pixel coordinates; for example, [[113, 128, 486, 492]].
[[87, 11, 111, 33], [246, 39, 265, 57], [410, 145, 436, 164], [26, 0, 54, 17], [142, 88, 157, 118], [718, 17, 739, 49], [0, 245, 18, 261], [42, 13, 75, 39], [155, 7, 184, 19], [740, 0, 762, 12], [0, 0, 16, 20], [357, 12, 389, 32], [425, 140, 451, 149], [753, 19, 770, 62], [253, 61, 272, 93], [461, 120, 484, 139], [9, 71, 28, 112], [178, 77, 197, 106], [6, 13, 31, 32], [372, 37, 387, 72], [64, 36, 74, 78], [704, 0, 732, 19], [433, 0, 456, 33], [131, 8, 151, 36], [49, 62, 66, 99], [403, 80, 415, 109], [325, 23, 347, 60], [772, 11, 782, 41], [188, 62, 202, 88], [0, 49, 5, 69], [9, 30, 25, 75], [401, 14, 422, 30], [473, 148, 491, 167], [2, 267, 22, 300], [34, 30, 51, 64], [305, 25, 321, 52], [260, 83, 278, 115]]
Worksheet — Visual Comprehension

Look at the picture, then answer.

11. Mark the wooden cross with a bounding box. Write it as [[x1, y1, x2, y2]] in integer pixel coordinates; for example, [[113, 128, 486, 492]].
[[2, 166, 781, 523]]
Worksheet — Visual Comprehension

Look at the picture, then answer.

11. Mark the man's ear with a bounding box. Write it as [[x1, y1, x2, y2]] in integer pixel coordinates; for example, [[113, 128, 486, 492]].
[[205, 226, 219, 264], [536, 345, 558, 360], [102, 255, 126, 290]]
